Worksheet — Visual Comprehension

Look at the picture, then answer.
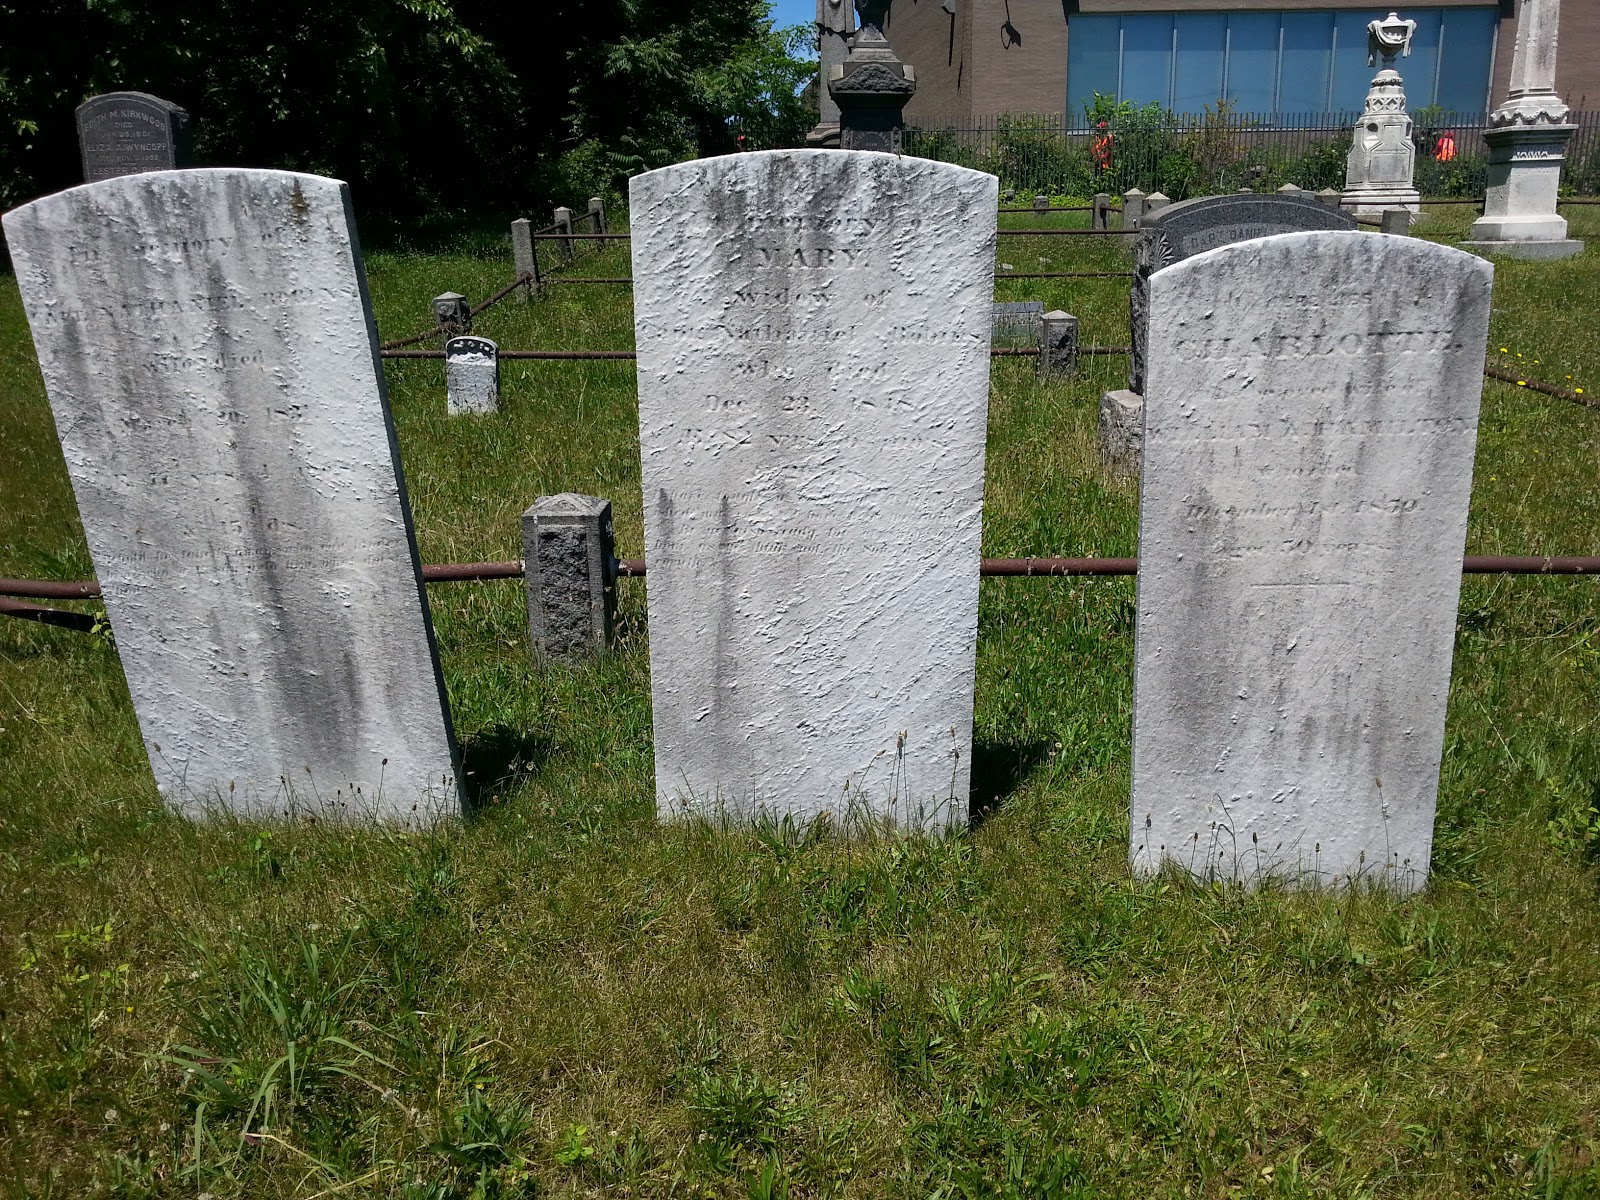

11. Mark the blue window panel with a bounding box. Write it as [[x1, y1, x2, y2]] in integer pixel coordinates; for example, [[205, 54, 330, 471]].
[[1173, 13, 1229, 113], [1436, 7, 1497, 114], [1330, 11, 1382, 113], [1278, 11, 1334, 113], [1067, 14, 1121, 124], [1226, 12, 1281, 113], [1121, 13, 1177, 108], [1404, 10, 1444, 108]]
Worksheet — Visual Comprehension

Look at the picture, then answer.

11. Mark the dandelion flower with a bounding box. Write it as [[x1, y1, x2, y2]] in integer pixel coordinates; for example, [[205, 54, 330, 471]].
[[1517, 380, 1527, 386]]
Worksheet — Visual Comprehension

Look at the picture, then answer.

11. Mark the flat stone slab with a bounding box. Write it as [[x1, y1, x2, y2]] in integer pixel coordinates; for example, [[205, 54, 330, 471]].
[[1131, 231, 1493, 892], [991, 300, 1043, 348], [1459, 238, 1584, 260], [4, 169, 461, 823], [631, 149, 996, 829]]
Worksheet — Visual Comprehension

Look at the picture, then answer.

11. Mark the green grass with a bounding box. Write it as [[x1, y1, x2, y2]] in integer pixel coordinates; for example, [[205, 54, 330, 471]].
[[1, 204, 1599, 1198]]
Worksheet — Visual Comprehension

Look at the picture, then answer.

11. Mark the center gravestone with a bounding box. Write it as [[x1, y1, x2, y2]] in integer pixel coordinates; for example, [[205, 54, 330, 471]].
[[4, 169, 461, 824], [631, 150, 997, 829], [1131, 231, 1492, 893], [1103, 194, 1356, 471]]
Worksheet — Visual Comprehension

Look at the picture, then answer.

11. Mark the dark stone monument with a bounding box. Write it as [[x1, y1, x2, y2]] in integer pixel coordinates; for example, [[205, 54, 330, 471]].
[[1128, 193, 1358, 395], [830, 0, 915, 153], [76, 92, 190, 183]]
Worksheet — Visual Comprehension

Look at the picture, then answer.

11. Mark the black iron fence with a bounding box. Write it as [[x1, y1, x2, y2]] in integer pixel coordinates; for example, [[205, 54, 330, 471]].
[[905, 111, 1600, 199]]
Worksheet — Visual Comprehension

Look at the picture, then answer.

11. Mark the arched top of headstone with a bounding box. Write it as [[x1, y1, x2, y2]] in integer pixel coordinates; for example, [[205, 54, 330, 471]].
[[1137, 191, 1357, 274], [74, 91, 192, 183], [445, 335, 497, 359]]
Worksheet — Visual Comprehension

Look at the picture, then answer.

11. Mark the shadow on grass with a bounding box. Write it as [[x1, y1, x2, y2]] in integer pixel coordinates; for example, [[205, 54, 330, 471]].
[[459, 723, 553, 815], [969, 738, 1053, 828]]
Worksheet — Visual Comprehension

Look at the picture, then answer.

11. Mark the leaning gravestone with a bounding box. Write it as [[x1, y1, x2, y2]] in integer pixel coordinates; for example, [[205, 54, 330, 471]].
[[76, 92, 191, 182], [1131, 232, 1493, 893], [631, 150, 996, 828], [991, 300, 1044, 348], [3, 169, 461, 823], [1105, 194, 1356, 471]]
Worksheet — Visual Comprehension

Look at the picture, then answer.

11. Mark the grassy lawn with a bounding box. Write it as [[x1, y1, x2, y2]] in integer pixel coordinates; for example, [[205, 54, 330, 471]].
[[1, 202, 1598, 1198]]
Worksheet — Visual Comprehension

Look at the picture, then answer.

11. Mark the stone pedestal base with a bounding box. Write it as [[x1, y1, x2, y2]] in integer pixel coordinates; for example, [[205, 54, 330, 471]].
[[1342, 189, 1420, 223], [1099, 389, 1144, 474], [805, 123, 841, 148], [1459, 238, 1584, 260]]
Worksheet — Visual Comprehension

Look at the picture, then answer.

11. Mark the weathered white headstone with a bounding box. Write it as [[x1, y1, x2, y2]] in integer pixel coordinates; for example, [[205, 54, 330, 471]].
[[445, 335, 499, 415], [1131, 232, 1492, 893], [631, 150, 996, 829], [3, 169, 461, 824]]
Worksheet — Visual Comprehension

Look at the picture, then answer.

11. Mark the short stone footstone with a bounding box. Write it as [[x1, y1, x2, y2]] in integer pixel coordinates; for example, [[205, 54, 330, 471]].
[[631, 149, 996, 829], [1106, 193, 1357, 472], [445, 335, 499, 415], [1131, 232, 1493, 893], [522, 493, 617, 663], [3, 169, 461, 824], [992, 300, 1043, 348], [76, 92, 191, 183]]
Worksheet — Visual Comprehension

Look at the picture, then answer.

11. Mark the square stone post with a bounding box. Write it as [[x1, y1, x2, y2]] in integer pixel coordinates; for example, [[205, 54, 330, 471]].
[[523, 494, 617, 663], [553, 206, 575, 262], [433, 291, 470, 334], [1093, 193, 1111, 230], [511, 218, 538, 302], [1037, 310, 1079, 377], [1317, 187, 1342, 208], [1381, 208, 1412, 235], [1033, 194, 1050, 213], [588, 195, 607, 235], [1122, 188, 1146, 228]]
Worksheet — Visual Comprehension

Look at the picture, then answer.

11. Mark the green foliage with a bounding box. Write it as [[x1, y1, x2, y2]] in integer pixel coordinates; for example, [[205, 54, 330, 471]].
[[0, 1, 813, 237]]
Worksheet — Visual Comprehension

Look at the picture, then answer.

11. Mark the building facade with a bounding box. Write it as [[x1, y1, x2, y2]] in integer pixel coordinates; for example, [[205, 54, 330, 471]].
[[885, 0, 1599, 125]]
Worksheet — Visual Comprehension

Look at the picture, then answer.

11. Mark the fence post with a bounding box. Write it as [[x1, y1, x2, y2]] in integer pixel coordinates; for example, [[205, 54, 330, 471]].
[[511, 219, 537, 302], [1093, 193, 1110, 230], [1317, 187, 1342, 208], [1037, 310, 1079, 378], [1381, 208, 1413, 235], [554, 206, 575, 262], [588, 195, 607, 235], [1033, 194, 1050, 213], [1145, 192, 1171, 216], [432, 291, 471, 334], [1277, 183, 1304, 198], [523, 494, 617, 663], [1122, 188, 1146, 228]]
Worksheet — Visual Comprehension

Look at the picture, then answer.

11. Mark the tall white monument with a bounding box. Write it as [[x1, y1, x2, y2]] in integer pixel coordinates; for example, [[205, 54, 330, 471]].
[[1462, 0, 1583, 259], [1342, 12, 1421, 222], [805, 0, 856, 147]]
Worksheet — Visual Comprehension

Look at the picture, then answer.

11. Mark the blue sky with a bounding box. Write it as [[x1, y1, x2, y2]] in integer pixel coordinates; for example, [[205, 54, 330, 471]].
[[769, 0, 816, 33]]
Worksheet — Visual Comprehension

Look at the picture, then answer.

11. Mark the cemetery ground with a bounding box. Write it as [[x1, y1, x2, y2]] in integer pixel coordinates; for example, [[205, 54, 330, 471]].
[[1, 204, 1600, 1199]]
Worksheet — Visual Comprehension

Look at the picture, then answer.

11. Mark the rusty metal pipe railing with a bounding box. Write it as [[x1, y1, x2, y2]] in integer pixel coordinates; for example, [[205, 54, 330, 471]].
[[9, 555, 1599, 608]]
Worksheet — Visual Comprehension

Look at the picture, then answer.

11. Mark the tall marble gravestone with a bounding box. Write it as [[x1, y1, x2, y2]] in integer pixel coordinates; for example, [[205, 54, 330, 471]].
[[1105, 193, 1356, 471], [1130, 232, 1492, 893], [631, 150, 996, 829], [3, 169, 461, 824], [76, 92, 191, 182]]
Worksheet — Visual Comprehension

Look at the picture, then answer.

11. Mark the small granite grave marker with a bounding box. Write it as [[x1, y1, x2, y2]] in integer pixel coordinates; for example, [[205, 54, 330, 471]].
[[511, 218, 537, 300], [1382, 208, 1412, 235], [3, 169, 461, 822], [433, 291, 471, 332], [523, 494, 617, 662], [1038, 310, 1079, 377], [76, 91, 190, 182], [1131, 231, 1493, 892], [1033, 194, 1050, 212], [445, 335, 499, 415], [631, 150, 996, 828]]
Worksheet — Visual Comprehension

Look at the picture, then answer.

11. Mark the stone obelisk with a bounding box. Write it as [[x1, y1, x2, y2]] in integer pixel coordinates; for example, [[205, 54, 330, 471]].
[[1462, 0, 1583, 259], [806, 0, 856, 147], [1342, 12, 1422, 221]]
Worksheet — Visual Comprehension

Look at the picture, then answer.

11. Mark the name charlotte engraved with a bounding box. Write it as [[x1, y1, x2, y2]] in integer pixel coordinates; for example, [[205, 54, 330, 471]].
[[1130, 231, 1493, 893], [631, 150, 996, 828]]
